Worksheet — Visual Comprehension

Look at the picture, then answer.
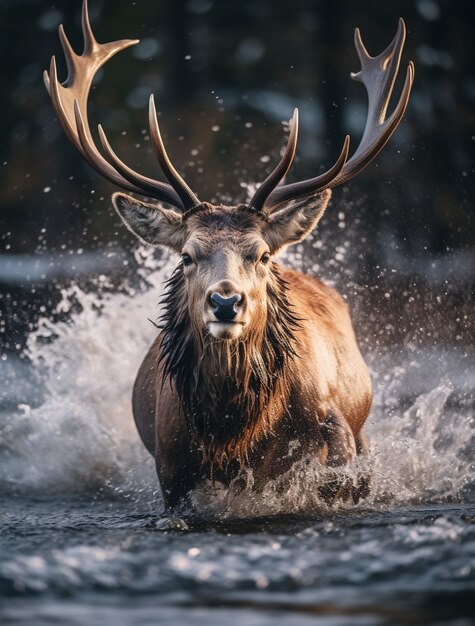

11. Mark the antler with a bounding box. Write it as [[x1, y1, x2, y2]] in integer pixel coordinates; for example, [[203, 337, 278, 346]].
[[45, 4, 413, 214], [249, 110, 350, 213], [248, 109, 299, 212], [256, 18, 414, 211], [44, 0, 199, 211]]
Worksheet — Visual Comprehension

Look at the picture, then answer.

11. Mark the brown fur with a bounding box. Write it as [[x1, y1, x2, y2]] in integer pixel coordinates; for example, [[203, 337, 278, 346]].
[[115, 196, 373, 510], [158, 261, 299, 468]]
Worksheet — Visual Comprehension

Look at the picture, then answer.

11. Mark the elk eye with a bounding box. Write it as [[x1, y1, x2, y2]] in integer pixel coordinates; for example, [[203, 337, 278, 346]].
[[260, 252, 271, 265], [181, 253, 193, 267]]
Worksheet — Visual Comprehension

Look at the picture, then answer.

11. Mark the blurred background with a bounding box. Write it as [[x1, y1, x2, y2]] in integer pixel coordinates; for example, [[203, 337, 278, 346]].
[[0, 0, 473, 355]]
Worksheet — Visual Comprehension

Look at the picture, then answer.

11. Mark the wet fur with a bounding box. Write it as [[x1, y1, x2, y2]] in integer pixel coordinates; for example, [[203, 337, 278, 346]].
[[129, 203, 373, 509], [158, 262, 300, 467], [133, 276, 372, 509]]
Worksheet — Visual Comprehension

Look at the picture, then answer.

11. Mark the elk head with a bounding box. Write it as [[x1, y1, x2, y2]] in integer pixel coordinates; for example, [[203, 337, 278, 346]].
[[45, 0, 414, 343], [111, 180, 335, 341]]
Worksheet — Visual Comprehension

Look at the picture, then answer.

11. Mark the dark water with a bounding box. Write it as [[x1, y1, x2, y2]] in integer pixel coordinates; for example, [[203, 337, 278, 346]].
[[1, 496, 475, 626], [1, 253, 474, 626]]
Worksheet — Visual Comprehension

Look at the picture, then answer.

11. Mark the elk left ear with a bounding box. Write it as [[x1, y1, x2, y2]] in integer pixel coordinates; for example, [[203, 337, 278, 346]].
[[112, 192, 186, 252], [263, 189, 332, 252]]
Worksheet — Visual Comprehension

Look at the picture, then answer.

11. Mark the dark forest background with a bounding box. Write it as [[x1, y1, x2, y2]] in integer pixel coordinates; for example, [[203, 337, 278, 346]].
[[0, 0, 473, 354]]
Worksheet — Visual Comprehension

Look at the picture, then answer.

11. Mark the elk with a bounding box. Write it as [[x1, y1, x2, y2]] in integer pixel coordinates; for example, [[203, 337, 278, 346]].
[[45, 0, 414, 510]]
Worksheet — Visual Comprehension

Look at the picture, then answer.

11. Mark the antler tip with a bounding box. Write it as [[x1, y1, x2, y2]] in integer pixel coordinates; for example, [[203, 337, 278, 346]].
[[43, 69, 50, 92], [118, 38, 140, 50], [341, 135, 351, 161], [353, 26, 369, 62], [73, 98, 82, 124], [82, 0, 90, 21], [405, 61, 415, 91], [149, 94, 159, 121], [388, 17, 406, 56], [49, 55, 58, 78], [97, 124, 110, 152], [290, 108, 299, 128], [81, 0, 97, 52], [401, 61, 415, 94]]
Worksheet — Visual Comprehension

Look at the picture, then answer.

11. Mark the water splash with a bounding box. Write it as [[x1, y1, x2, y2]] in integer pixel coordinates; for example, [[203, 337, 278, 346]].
[[0, 243, 473, 515], [191, 381, 473, 518], [0, 246, 168, 497]]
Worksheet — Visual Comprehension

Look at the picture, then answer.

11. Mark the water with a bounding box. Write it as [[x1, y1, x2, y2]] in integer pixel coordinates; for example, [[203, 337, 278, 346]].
[[1, 497, 474, 625], [1, 246, 474, 625]]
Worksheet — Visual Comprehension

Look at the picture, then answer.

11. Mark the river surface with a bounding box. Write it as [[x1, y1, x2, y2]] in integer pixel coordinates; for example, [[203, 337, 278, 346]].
[[1, 250, 474, 625], [1, 496, 474, 626]]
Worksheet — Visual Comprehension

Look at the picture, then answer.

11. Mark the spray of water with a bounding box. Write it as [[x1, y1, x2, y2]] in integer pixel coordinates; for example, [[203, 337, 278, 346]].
[[0, 240, 473, 515]]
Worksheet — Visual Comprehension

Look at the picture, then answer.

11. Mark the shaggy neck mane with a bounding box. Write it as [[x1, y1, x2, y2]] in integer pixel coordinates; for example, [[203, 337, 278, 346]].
[[158, 263, 300, 468]]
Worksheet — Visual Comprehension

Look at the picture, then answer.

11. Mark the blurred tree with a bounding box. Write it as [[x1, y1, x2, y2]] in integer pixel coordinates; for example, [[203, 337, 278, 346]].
[[0, 0, 472, 264]]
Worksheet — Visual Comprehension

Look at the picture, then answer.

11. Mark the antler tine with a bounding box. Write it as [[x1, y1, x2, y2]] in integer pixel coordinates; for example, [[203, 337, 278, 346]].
[[264, 135, 350, 210], [264, 18, 414, 209], [148, 95, 200, 210], [81, 0, 96, 55], [44, 0, 186, 209], [70, 104, 177, 201], [47, 55, 139, 194], [94, 122, 173, 198], [329, 18, 415, 187], [353, 17, 405, 120], [249, 109, 299, 212]]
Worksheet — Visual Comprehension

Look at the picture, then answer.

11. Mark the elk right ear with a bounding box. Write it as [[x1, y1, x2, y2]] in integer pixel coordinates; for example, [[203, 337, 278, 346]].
[[263, 189, 332, 252], [112, 192, 186, 252]]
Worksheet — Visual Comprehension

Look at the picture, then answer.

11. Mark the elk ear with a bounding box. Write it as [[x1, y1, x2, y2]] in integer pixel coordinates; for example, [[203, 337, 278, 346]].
[[263, 190, 331, 252], [112, 192, 186, 252]]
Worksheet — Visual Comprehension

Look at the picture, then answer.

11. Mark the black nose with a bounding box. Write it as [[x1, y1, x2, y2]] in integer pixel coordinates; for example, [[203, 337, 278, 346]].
[[210, 293, 242, 322]]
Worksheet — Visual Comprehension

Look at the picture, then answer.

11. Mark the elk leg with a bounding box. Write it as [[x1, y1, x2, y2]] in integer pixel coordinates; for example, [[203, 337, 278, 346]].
[[351, 432, 371, 503], [156, 457, 197, 513], [322, 409, 357, 466], [318, 409, 356, 505]]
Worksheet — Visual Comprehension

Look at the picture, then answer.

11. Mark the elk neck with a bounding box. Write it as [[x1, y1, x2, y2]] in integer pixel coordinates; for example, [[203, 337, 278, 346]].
[[158, 262, 301, 466]]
